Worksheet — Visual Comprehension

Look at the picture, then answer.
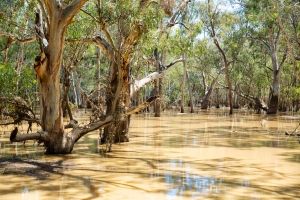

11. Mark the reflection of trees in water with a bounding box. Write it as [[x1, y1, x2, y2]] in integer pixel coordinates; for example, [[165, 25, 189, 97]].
[[164, 159, 221, 199]]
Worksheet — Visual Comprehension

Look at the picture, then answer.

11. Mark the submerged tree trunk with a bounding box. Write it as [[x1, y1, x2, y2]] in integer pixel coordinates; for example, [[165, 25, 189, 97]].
[[154, 49, 162, 117], [224, 63, 233, 114], [101, 51, 130, 146], [264, 23, 286, 114], [180, 59, 186, 113], [267, 42, 285, 114], [183, 54, 194, 113]]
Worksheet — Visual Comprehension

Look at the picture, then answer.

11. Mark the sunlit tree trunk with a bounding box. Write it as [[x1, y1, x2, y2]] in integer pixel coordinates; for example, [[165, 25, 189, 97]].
[[33, 0, 88, 153], [266, 28, 287, 114]]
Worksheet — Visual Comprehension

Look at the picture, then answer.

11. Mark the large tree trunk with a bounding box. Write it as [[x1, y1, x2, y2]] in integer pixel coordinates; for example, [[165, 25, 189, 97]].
[[265, 23, 287, 114], [33, 0, 87, 153], [36, 22, 74, 153], [101, 56, 129, 145], [267, 69, 280, 114], [267, 41, 281, 114], [201, 87, 213, 109], [40, 73, 72, 153]]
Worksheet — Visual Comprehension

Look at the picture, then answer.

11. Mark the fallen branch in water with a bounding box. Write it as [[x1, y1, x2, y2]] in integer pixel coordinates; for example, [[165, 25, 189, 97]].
[[285, 123, 300, 137]]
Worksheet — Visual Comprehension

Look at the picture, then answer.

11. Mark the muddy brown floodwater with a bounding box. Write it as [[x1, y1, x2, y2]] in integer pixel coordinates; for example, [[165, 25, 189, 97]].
[[0, 109, 300, 200]]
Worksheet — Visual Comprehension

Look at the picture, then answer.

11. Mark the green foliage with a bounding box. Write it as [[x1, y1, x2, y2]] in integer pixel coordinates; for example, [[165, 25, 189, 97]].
[[0, 64, 17, 97], [0, 64, 36, 99]]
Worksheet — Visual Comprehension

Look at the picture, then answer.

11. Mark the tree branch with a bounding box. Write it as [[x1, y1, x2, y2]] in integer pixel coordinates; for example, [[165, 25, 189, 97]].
[[72, 115, 113, 143], [0, 32, 36, 46], [126, 96, 158, 115], [66, 36, 114, 60], [130, 57, 184, 96], [63, 0, 89, 25], [164, 57, 185, 69], [10, 129, 48, 143], [168, 0, 191, 27]]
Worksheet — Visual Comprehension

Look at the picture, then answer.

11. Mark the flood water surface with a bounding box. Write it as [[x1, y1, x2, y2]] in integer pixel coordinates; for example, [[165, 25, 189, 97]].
[[0, 110, 300, 199]]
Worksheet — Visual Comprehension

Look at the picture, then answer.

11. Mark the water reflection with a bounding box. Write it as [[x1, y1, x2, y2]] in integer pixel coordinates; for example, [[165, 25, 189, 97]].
[[165, 159, 221, 199]]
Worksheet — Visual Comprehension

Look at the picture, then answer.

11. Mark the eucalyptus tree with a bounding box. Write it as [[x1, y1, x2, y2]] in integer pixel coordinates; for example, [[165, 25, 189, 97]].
[[199, 0, 242, 114], [242, 0, 289, 114], [0, 0, 104, 154]]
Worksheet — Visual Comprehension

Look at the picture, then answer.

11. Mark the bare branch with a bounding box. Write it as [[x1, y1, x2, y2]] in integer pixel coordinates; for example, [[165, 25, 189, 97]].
[[164, 57, 185, 69], [130, 57, 184, 96], [71, 96, 158, 142]]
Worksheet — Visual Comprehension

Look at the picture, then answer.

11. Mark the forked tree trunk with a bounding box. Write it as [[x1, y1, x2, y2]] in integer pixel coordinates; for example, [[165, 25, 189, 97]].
[[201, 87, 213, 109]]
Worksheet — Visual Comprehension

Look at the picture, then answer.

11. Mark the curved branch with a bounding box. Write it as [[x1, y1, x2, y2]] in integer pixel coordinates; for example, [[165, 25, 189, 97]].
[[66, 36, 114, 60]]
